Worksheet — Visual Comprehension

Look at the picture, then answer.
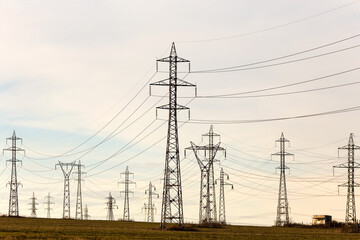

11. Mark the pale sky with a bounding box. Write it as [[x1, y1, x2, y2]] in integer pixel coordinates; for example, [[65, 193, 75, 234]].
[[0, 0, 360, 225]]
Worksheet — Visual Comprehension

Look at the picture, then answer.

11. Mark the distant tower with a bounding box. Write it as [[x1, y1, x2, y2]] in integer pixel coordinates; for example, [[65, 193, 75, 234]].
[[84, 204, 90, 220], [119, 166, 135, 221], [56, 161, 75, 219], [4, 130, 25, 216], [333, 133, 360, 226], [143, 181, 159, 222], [29, 192, 38, 218], [149, 42, 196, 228], [106, 192, 118, 221], [74, 161, 85, 220], [216, 168, 233, 224], [272, 133, 293, 226], [44, 193, 54, 218]]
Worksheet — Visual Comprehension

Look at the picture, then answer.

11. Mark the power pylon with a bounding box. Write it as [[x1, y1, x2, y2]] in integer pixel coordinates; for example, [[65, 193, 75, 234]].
[[4, 130, 24, 217], [74, 160, 85, 220], [333, 133, 360, 226], [84, 204, 90, 220], [29, 192, 38, 218], [272, 133, 293, 226], [143, 181, 159, 222], [150, 42, 196, 228], [106, 192, 118, 221], [44, 192, 54, 219], [56, 161, 75, 219], [216, 168, 233, 224], [119, 166, 135, 221], [185, 127, 225, 224]]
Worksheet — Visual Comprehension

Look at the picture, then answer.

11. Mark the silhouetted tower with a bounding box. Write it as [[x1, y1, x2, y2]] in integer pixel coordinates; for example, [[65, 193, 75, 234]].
[[186, 127, 225, 224], [143, 181, 159, 222], [44, 193, 54, 219], [272, 133, 293, 226], [4, 130, 24, 216], [216, 168, 233, 224], [106, 192, 118, 221], [74, 160, 85, 220], [333, 133, 360, 226], [84, 204, 90, 220], [29, 192, 38, 218], [150, 42, 196, 228], [119, 166, 135, 221], [56, 161, 75, 219]]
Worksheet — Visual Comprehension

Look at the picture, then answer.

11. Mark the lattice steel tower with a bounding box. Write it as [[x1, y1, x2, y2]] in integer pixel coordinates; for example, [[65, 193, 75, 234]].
[[119, 166, 135, 221], [150, 42, 196, 228], [216, 168, 233, 224], [44, 192, 54, 219], [143, 181, 159, 222], [272, 133, 293, 226], [56, 161, 75, 219], [333, 133, 360, 225], [84, 204, 90, 220], [74, 160, 85, 220], [4, 130, 24, 217], [106, 192, 118, 221], [29, 192, 38, 218]]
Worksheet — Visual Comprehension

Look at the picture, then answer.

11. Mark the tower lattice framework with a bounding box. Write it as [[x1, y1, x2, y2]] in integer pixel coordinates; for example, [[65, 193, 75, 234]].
[[216, 168, 233, 224], [119, 166, 135, 221], [143, 181, 159, 222], [106, 192, 118, 221], [29, 192, 38, 218], [84, 204, 90, 220], [74, 160, 85, 220], [56, 161, 75, 219], [4, 130, 24, 217], [334, 133, 360, 225], [150, 42, 196, 228], [272, 133, 293, 226], [44, 192, 54, 218]]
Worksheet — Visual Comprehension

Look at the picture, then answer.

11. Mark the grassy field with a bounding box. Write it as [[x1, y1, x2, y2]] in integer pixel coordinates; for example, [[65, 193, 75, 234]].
[[0, 217, 359, 239]]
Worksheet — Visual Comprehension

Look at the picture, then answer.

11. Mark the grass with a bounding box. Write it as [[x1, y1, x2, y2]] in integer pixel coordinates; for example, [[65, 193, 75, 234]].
[[0, 217, 359, 239]]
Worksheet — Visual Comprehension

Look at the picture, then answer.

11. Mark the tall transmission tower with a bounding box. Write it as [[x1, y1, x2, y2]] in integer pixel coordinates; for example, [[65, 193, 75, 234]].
[[143, 181, 159, 222], [185, 127, 225, 224], [74, 160, 85, 220], [149, 42, 196, 228], [106, 192, 118, 221], [56, 161, 75, 219], [272, 133, 293, 226], [29, 192, 38, 218], [119, 166, 135, 221], [216, 168, 233, 224], [44, 192, 54, 219], [84, 204, 90, 220], [4, 130, 24, 217], [333, 133, 360, 226]]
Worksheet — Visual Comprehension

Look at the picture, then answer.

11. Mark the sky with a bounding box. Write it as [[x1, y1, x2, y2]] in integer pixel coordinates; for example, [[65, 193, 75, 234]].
[[0, 0, 360, 226]]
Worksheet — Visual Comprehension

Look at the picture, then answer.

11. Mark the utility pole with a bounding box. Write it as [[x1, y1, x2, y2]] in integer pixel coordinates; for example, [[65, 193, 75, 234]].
[[150, 42, 196, 228], [185, 127, 225, 224], [4, 130, 24, 217], [56, 161, 75, 219], [143, 181, 159, 222], [84, 204, 90, 220], [29, 192, 38, 218], [74, 160, 85, 220], [119, 166, 135, 221], [272, 133, 293, 226], [106, 192, 118, 221], [44, 192, 54, 219], [333, 133, 360, 226], [216, 168, 233, 224]]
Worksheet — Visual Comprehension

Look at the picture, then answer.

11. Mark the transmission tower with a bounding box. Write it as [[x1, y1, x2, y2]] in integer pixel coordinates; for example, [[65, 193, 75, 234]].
[[74, 160, 85, 220], [84, 204, 90, 220], [29, 192, 38, 218], [149, 42, 196, 228], [119, 166, 135, 221], [333, 133, 360, 226], [56, 161, 75, 219], [143, 181, 159, 222], [4, 130, 24, 217], [272, 133, 293, 226], [106, 192, 118, 221], [185, 127, 225, 224], [44, 192, 54, 219], [216, 168, 233, 224]]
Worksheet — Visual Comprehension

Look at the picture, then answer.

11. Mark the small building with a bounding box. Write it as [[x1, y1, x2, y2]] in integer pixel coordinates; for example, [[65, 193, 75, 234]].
[[312, 215, 332, 225]]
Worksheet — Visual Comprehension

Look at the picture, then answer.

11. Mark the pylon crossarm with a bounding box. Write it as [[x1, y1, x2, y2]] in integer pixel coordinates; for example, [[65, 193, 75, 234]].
[[334, 163, 349, 168]]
